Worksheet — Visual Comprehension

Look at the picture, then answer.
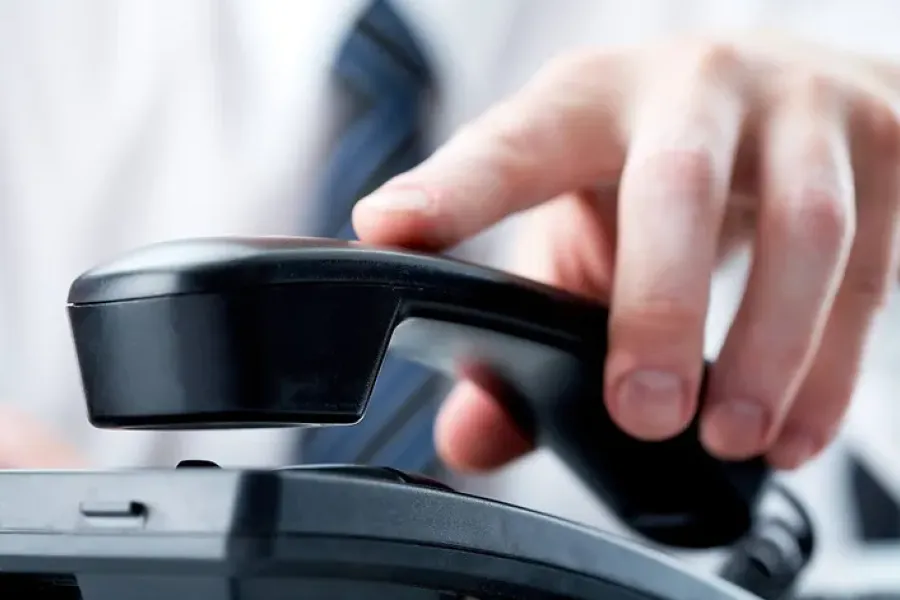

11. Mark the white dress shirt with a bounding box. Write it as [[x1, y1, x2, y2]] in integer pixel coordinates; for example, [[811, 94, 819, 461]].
[[1, 0, 900, 592]]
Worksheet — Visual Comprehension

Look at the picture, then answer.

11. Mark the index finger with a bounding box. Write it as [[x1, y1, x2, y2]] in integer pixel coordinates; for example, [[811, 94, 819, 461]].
[[352, 50, 634, 249]]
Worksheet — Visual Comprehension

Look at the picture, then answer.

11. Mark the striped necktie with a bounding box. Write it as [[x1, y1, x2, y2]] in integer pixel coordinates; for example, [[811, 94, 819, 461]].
[[301, 0, 449, 475]]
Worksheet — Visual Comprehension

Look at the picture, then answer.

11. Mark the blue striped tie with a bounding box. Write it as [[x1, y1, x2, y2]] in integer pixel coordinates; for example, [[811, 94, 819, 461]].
[[301, 0, 446, 474]]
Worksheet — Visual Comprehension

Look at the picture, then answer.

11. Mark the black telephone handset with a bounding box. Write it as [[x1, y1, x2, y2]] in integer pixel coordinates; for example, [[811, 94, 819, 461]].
[[66, 236, 770, 549]]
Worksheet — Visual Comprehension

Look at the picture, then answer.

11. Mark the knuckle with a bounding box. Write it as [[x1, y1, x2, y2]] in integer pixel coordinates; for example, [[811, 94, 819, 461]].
[[770, 184, 853, 255], [533, 48, 621, 92], [857, 95, 900, 157], [843, 263, 892, 308], [483, 103, 533, 154], [464, 102, 541, 185], [679, 40, 743, 80], [541, 49, 603, 77], [789, 71, 841, 105], [643, 148, 717, 200], [796, 185, 854, 250]]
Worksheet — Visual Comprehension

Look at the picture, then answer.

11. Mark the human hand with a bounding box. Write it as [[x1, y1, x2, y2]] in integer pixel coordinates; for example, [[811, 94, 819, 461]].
[[352, 34, 900, 472], [0, 406, 86, 468]]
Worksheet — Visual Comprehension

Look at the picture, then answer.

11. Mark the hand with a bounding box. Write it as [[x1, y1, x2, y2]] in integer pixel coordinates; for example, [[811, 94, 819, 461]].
[[0, 406, 86, 468], [352, 34, 900, 472]]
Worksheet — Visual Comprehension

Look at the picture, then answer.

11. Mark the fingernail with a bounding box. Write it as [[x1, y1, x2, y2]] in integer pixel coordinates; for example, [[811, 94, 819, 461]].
[[702, 398, 768, 458], [768, 430, 816, 470], [358, 188, 432, 213], [615, 370, 687, 438]]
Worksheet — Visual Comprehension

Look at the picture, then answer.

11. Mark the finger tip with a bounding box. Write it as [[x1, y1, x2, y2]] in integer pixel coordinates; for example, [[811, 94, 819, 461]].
[[606, 398, 694, 443], [698, 420, 751, 461], [352, 193, 450, 251], [695, 396, 780, 461], [604, 367, 699, 442], [765, 428, 823, 471]]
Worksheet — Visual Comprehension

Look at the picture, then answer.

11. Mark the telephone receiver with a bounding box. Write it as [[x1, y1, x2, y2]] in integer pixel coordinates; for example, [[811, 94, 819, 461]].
[[66, 236, 770, 550]]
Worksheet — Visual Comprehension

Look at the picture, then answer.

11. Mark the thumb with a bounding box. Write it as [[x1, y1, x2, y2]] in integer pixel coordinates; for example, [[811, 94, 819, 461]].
[[435, 190, 618, 472]]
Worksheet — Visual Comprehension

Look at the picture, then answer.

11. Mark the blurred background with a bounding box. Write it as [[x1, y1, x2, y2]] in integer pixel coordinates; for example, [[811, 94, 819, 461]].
[[1, 1, 900, 597]]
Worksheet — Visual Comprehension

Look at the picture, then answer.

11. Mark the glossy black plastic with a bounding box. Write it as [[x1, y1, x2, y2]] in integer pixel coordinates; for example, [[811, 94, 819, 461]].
[[0, 467, 758, 600], [66, 236, 770, 549]]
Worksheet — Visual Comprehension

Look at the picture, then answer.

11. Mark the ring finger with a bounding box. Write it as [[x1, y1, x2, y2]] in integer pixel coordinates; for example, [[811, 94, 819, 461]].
[[701, 80, 857, 459], [768, 99, 900, 469]]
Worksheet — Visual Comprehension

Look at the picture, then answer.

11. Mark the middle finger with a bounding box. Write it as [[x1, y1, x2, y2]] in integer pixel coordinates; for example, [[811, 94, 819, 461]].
[[607, 45, 747, 441]]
